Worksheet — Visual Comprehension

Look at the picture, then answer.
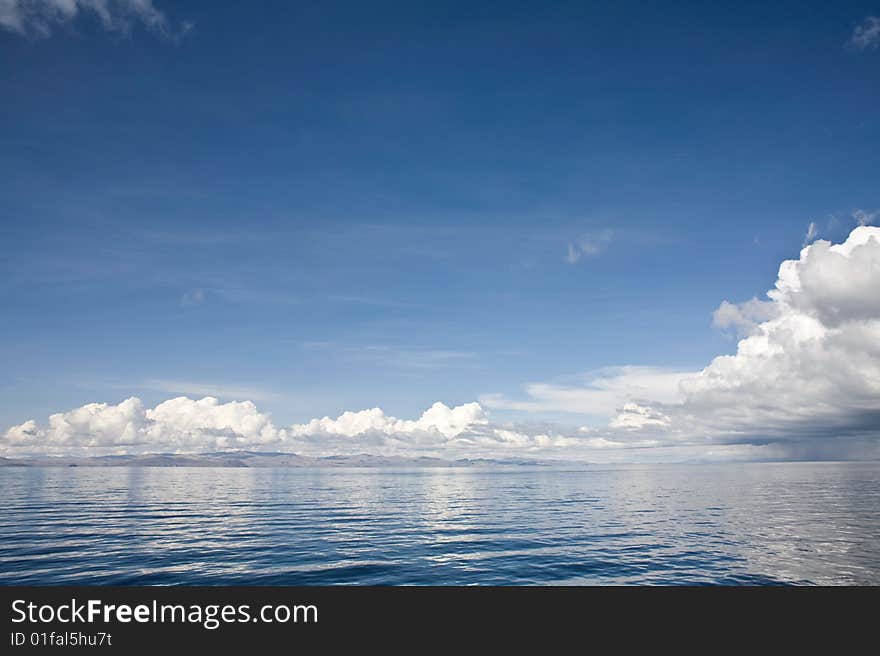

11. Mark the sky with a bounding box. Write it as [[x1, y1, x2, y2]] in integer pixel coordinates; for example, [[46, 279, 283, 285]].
[[1, 1, 879, 461]]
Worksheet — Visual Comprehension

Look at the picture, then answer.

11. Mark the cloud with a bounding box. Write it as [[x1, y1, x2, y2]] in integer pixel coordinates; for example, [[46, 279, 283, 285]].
[[803, 221, 818, 246], [289, 402, 488, 440], [480, 366, 694, 417], [774, 226, 880, 325], [3, 227, 880, 462], [368, 348, 480, 370], [484, 226, 880, 459], [179, 289, 205, 307], [850, 16, 880, 51], [673, 226, 880, 437], [248, 403, 607, 458], [4, 397, 148, 450], [3, 396, 564, 458], [2, 394, 622, 458], [597, 226, 880, 457], [565, 229, 613, 263], [0, 0, 189, 38], [144, 397, 282, 450], [853, 208, 878, 226], [608, 403, 671, 430], [2, 396, 283, 453], [309, 343, 481, 371], [713, 298, 778, 337]]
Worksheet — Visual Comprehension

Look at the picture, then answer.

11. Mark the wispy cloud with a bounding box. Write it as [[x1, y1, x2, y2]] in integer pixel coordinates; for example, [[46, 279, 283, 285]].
[[297, 341, 481, 371], [481, 366, 693, 419], [849, 16, 880, 51], [564, 229, 614, 264], [179, 289, 205, 307], [0, 0, 191, 39], [180, 286, 301, 307], [803, 221, 819, 246], [350, 346, 480, 370], [325, 294, 412, 309], [853, 208, 878, 226], [212, 286, 300, 306]]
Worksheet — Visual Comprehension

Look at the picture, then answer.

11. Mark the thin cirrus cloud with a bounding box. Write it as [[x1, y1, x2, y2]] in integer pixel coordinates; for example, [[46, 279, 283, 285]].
[[339, 345, 480, 371], [849, 16, 880, 51], [3, 226, 880, 462], [0, 0, 190, 38], [296, 341, 481, 371]]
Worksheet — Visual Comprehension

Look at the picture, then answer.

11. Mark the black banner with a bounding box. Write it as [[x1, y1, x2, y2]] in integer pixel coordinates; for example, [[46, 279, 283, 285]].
[[1, 586, 875, 651]]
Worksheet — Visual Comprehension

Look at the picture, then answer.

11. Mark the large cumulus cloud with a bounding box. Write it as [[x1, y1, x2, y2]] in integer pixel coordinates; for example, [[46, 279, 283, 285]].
[[3, 397, 282, 454], [4, 397, 146, 450], [675, 226, 880, 440], [479, 226, 880, 459]]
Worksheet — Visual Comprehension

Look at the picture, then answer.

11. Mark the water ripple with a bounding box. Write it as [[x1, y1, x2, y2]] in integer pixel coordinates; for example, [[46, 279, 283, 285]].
[[1, 462, 878, 585]]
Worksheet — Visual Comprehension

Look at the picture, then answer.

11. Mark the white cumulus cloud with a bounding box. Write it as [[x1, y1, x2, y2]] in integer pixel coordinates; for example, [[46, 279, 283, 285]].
[[143, 397, 284, 451], [713, 298, 779, 337], [3, 396, 286, 454], [288, 402, 487, 440], [483, 226, 880, 459], [609, 403, 671, 430], [675, 226, 880, 439], [4, 397, 147, 449]]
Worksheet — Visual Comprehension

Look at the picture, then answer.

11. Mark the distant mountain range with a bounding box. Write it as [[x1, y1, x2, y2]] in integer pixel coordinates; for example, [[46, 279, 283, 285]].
[[0, 452, 561, 468]]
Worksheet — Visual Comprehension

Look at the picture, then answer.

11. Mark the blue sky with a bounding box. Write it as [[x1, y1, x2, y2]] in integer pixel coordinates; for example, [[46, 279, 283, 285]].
[[2, 1, 879, 454]]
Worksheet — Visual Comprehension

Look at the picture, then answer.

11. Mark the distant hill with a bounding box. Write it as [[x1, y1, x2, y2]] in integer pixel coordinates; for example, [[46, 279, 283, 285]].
[[0, 452, 562, 468]]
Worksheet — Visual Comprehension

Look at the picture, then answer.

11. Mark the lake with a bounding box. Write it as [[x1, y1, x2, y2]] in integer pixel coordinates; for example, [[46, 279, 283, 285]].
[[1, 462, 878, 585]]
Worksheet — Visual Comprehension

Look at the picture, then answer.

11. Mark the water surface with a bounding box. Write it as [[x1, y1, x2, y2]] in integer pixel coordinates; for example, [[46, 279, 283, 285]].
[[1, 462, 878, 585]]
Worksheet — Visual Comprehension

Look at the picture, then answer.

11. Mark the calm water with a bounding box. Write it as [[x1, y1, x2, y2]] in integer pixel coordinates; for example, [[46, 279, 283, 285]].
[[1, 462, 879, 585]]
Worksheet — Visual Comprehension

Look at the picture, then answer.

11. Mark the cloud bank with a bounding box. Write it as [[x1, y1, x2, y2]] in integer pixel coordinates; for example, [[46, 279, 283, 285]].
[[3, 396, 576, 458], [4, 226, 880, 462], [0, 0, 188, 38]]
